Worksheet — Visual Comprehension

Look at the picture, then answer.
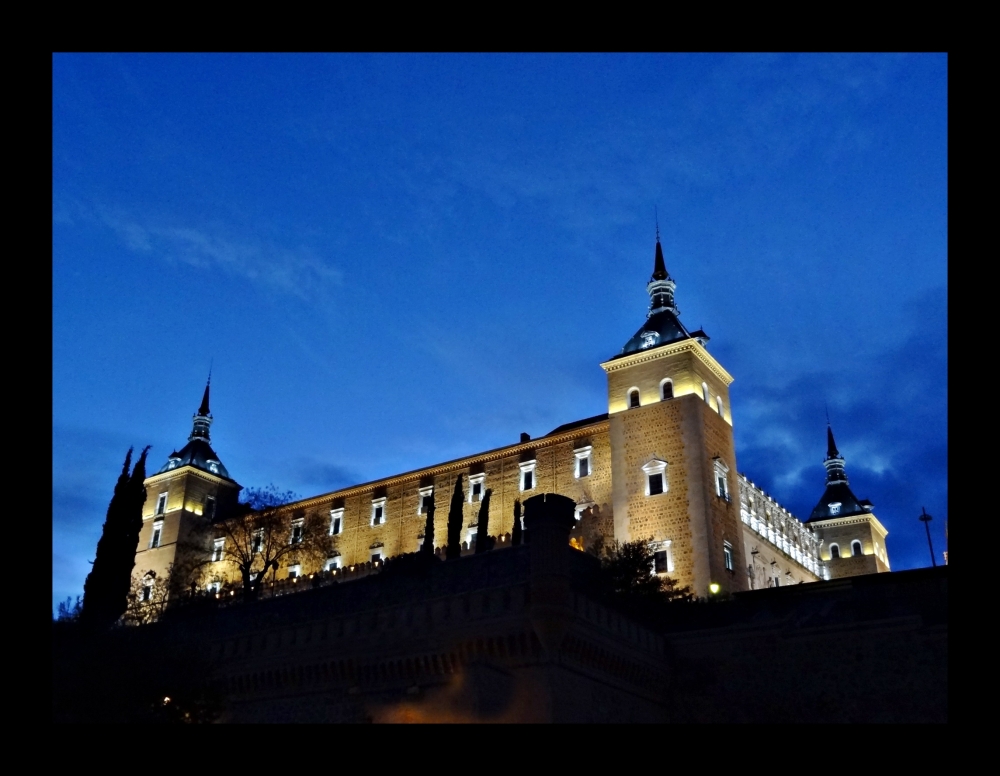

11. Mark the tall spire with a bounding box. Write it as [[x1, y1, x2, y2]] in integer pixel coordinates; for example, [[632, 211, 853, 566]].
[[647, 237, 676, 315], [823, 424, 847, 484], [189, 373, 213, 443]]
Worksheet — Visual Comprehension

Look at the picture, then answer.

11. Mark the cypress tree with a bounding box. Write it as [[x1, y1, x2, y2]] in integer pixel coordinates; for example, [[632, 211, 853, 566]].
[[511, 499, 523, 546], [474, 488, 493, 554], [446, 474, 464, 560], [81, 446, 151, 630], [421, 487, 436, 554]]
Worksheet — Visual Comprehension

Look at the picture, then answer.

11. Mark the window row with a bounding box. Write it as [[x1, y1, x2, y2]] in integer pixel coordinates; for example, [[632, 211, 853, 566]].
[[625, 380, 725, 418], [828, 540, 865, 559], [152, 492, 215, 519]]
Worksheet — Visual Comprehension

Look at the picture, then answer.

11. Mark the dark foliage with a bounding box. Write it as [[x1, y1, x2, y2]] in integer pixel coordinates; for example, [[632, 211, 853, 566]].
[[597, 539, 694, 604], [81, 446, 151, 631], [474, 488, 493, 553], [511, 499, 522, 546], [446, 474, 464, 560], [53, 620, 221, 723], [421, 487, 436, 554]]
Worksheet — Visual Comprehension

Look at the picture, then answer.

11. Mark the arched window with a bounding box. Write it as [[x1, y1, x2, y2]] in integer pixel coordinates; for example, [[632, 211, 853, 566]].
[[660, 379, 673, 400], [852, 540, 863, 557], [717, 396, 724, 416], [830, 543, 840, 559], [628, 388, 640, 408], [702, 382, 709, 402]]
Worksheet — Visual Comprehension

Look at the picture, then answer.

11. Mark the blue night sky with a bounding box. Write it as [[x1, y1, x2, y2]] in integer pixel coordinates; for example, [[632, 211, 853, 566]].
[[53, 54, 947, 611]]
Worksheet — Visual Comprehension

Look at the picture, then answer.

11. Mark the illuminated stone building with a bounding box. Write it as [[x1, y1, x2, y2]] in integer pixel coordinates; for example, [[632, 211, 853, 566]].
[[132, 237, 889, 602]]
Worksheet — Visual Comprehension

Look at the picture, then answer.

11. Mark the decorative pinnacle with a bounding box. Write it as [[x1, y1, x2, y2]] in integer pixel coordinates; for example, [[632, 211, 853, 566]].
[[826, 425, 841, 460]]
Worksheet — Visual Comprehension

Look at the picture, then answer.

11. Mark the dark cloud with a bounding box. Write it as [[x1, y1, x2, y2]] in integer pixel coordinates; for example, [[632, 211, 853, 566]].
[[732, 287, 947, 570], [292, 460, 360, 493]]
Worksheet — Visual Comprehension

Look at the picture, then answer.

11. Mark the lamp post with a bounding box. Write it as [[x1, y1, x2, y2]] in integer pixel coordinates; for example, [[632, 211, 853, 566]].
[[919, 507, 936, 568]]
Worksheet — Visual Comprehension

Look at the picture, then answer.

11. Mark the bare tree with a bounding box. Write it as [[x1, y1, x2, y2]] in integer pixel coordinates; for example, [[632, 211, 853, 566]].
[[124, 570, 169, 626], [177, 485, 330, 601]]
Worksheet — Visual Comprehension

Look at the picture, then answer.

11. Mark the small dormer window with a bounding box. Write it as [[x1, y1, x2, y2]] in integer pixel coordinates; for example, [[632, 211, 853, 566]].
[[828, 502, 842, 516], [207, 460, 219, 474]]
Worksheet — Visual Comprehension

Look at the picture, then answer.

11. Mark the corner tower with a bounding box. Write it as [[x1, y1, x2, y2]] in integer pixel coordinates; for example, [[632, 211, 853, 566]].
[[807, 426, 890, 577], [600, 237, 746, 597], [132, 377, 242, 597]]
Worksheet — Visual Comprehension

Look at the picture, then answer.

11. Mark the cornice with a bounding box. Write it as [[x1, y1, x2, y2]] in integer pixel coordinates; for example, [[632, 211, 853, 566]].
[[600, 339, 734, 385], [289, 420, 610, 512], [143, 465, 239, 489], [809, 513, 888, 537]]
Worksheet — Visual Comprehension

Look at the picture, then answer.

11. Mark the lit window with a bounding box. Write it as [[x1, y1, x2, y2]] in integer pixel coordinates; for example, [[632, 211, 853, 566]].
[[724, 542, 734, 571], [469, 473, 486, 503], [519, 460, 536, 492], [713, 458, 730, 500], [290, 518, 304, 544], [660, 379, 674, 400], [642, 459, 668, 496], [417, 486, 434, 515], [370, 551, 383, 564], [149, 520, 163, 549], [702, 382, 709, 402], [574, 445, 593, 479], [155, 492, 168, 516], [207, 580, 221, 594], [628, 388, 640, 409], [329, 507, 344, 535], [325, 556, 341, 571], [204, 496, 216, 520], [852, 540, 863, 557], [287, 564, 301, 579], [371, 497, 387, 526], [251, 529, 264, 554], [652, 540, 674, 574], [212, 538, 225, 562], [141, 579, 154, 602], [829, 543, 840, 559], [717, 396, 724, 417]]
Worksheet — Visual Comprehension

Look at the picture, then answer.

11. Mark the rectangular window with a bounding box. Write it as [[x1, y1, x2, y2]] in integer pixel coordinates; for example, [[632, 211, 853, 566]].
[[578, 456, 589, 478], [155, 492, 167, 515], [290, 519, 304, 544], [468, 474, 486, 503], [371, 498, 387, 526], [418, 486, 434, 514], [724, 542, 734, 571], [648, 473, 664, 495], [371, 552, 383, 563], [472, 481, 482, 500], [252, 529, 263, 554], [330, 507, 344, 535], [288, 565, 300, 579], [150, 520, 163, 549], [204, 496, 216, 521], [523, 470, 533, 491], [326, 557, 341, 571], [141, 581, 153, 601], [212, 538, 225, 562], [653, 550, 669, 573]]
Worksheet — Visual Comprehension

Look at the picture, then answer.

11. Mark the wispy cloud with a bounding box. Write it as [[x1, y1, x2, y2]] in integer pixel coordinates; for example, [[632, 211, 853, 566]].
[[93, 207, 342, 300]]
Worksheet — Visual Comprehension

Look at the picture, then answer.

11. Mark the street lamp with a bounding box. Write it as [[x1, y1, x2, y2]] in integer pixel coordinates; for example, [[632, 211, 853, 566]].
[[919, 507, 936, 568]]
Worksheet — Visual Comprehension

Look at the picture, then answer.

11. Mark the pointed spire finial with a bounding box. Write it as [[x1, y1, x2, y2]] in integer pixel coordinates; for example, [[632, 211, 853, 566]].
[[826, 424, 840, 459], [198, 368, 212, 417], [655, 206, 660, 243]]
